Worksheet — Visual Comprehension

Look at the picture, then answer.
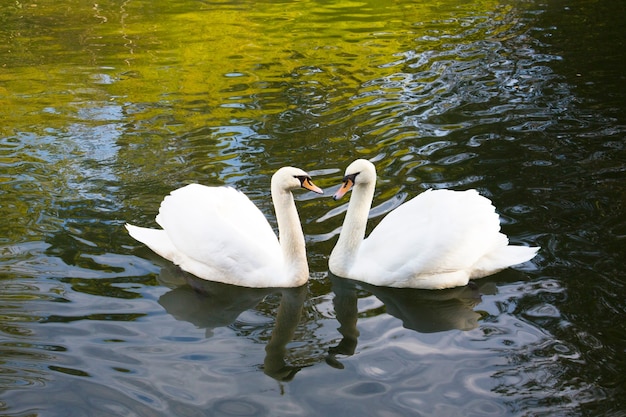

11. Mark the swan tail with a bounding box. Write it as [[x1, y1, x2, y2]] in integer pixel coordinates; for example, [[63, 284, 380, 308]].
[[126, 223, 228, 282], [470, 245, 540, 279], [125, 223, 180, 262]]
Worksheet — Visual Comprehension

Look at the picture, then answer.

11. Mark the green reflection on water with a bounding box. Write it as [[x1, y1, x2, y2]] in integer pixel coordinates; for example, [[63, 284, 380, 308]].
[[2, 0, 504, 132]]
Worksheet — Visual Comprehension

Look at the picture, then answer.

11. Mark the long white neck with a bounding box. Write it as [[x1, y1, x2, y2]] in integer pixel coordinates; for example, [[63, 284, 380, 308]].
[[329, 180, 375, 276], [271, 184, 309, 286]]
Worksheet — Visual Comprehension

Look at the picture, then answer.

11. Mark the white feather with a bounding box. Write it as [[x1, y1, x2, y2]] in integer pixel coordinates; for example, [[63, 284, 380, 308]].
[[126, 168, 321, 288], [329, 159, 539, 289]]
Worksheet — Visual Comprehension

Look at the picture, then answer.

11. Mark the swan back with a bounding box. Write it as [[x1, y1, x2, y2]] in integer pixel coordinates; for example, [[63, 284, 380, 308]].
[[155, 184, 285, 286], [357, 189, 504, 286]]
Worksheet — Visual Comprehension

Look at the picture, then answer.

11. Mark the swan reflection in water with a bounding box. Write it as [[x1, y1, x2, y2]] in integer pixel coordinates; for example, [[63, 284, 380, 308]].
[[326, 272, 500, 368], [157, 264, 307, 381]]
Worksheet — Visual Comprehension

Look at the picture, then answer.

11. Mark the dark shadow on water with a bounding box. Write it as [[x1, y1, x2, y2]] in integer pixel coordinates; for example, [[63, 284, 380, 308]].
[[156, 264, 307, 381], [157, 263, 273, 331], [325, 269, 527, 369]]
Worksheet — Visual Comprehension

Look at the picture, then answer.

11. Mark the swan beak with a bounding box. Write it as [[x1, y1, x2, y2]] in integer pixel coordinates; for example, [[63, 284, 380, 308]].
[[302, 178, 324, 194], [333, 178, 354, 200]]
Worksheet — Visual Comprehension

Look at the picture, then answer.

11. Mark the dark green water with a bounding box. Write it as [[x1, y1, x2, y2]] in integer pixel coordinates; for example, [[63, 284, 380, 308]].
[[1, 0, 625, 415]]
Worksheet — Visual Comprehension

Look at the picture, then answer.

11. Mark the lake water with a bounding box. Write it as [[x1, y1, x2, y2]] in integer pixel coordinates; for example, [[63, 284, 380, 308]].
[[1, 0, 625, 416]]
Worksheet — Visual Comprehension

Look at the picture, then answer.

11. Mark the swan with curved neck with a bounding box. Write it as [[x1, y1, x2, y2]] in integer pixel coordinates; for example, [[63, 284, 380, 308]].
[[329, 159, 539, 289], [126, 167, 323, 288]]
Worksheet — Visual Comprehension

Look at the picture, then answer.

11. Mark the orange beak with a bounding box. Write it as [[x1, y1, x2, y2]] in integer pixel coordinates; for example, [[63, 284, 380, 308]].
[[333, 178, 354, 200], [302, 177, 324, 194]]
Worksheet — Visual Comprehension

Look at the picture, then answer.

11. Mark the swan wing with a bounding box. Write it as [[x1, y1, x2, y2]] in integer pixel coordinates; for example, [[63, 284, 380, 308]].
[[357, 189, 509, 287], [150, 184, 284, 286]]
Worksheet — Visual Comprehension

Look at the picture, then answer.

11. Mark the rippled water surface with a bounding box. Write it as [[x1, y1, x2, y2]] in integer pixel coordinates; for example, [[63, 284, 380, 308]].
[[1, 0, 625, 416]]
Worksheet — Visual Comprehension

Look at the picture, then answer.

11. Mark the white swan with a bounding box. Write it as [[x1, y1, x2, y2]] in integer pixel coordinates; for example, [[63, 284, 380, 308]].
[[126, 167, 323, 288], [328, 159, 539, 289]]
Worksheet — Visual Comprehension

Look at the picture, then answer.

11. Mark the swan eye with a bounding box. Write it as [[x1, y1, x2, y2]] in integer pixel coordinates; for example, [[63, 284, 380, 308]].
[[294, 175, 310, 185], [342, 173, 359, 183]]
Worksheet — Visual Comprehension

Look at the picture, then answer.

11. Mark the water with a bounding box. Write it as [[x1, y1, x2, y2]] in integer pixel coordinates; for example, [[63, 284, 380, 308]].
[[1, 0, 625, 415]]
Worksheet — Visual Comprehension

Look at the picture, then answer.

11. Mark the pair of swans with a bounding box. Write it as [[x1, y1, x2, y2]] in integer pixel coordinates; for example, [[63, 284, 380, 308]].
[[126, 159, 539, 290]]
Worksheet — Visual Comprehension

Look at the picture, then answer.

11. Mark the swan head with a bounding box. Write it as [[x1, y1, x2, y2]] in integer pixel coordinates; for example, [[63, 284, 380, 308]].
[[272, 167, 324, 194], [333, 159, 376, 200]]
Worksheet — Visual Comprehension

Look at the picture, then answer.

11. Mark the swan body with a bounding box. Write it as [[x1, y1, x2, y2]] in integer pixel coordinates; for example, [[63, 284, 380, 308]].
[[126, 167, 322, 288], [329, 159, 539, 289]]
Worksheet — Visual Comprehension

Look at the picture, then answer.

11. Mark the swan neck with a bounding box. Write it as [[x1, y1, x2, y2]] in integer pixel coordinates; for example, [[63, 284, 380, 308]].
[[331, 180, 375, 273], [271, 185, 308, 284]]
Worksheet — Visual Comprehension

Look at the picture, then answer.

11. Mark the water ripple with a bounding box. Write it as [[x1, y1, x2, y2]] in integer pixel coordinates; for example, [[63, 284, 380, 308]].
[[1, 0, 625, 415]]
